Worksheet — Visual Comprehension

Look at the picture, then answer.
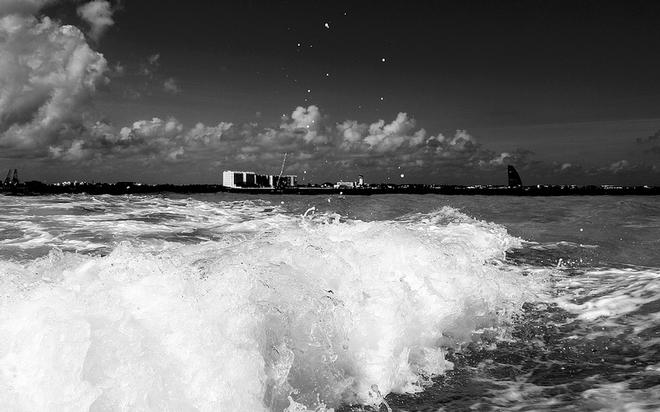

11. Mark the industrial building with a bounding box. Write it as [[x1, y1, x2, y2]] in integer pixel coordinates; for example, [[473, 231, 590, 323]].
[[222, 170, 297, 189], [334, 175, 365, 189]]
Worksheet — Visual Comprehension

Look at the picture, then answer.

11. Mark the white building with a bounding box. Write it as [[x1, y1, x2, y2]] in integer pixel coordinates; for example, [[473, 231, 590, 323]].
[[222, 170, 297, 188], [334, 181, 355, 189], [334, 175, 366, 189]]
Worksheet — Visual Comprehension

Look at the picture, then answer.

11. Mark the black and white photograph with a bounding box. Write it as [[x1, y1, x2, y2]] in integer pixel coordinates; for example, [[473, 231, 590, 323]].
[[0, 1, 659, 410]]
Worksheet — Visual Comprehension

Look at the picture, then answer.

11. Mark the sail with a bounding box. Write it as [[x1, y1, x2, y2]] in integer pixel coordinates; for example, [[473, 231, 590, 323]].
[[507, 165, 523, 187]]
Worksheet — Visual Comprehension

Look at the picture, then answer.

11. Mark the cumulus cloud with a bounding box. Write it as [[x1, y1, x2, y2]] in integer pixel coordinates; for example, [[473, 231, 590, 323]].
[[120, 117, 184, 141], [279, 105, 326, 144], [364, 113, 426, 152], [336, 113, 426, 153], [337, 120, 367, 145], [77, 0, 114, 41], [184, 122, 232, 145], [0, 14, 107, 154]]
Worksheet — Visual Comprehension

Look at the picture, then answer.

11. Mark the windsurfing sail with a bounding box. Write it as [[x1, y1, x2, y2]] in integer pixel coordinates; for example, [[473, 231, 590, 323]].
[[508, 165, 523, 187]]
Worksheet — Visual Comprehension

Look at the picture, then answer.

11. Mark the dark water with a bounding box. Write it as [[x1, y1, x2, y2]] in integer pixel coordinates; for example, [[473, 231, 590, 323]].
[[0, 194, 658, 411]]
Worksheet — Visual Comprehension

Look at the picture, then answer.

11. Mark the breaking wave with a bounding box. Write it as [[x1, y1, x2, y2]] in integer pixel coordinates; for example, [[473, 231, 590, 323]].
[[0, 199, 548, 411]]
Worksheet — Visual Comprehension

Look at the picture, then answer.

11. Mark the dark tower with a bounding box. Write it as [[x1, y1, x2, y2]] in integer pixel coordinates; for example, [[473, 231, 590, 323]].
[[507, 165, 522, 187]]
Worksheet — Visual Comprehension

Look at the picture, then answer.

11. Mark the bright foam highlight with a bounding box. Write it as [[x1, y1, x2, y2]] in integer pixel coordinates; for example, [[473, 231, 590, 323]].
[[0, 205, 546, 411]]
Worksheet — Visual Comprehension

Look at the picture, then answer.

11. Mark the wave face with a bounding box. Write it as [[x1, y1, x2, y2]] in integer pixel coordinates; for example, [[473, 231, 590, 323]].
[[0, 195, 547, 411]]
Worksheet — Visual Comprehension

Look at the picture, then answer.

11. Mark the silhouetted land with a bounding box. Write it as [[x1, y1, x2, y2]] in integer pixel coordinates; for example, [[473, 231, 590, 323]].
[[1, 181, 659, 196]]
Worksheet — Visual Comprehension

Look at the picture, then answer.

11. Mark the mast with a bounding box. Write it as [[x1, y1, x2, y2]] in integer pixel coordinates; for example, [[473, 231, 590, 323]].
[[3, 169, 10, 185], [11, 169, 19, 185]]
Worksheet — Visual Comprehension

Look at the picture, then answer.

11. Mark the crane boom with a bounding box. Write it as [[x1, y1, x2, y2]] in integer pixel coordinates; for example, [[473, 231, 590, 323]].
[[277, 153, 287, 187]]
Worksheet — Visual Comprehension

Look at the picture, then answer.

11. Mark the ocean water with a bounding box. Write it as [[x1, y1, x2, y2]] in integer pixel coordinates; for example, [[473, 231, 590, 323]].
[[0, 194, 658, 411]]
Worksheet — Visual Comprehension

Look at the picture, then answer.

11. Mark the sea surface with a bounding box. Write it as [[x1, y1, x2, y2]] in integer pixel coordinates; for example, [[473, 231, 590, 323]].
[[0, 193, 658, 411]]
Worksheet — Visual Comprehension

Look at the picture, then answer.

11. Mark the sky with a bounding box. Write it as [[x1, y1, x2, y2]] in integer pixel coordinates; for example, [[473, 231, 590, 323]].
[[1, 0, 659, 185]]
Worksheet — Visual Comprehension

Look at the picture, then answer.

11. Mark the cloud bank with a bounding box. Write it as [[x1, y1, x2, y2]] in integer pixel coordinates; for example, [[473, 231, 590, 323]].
[[0, 3, 656, 184], [0, 14, 107, 157]]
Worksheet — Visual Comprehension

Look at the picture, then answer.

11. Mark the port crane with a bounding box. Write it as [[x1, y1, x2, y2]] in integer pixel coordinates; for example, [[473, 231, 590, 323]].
[[2, 169, 18, 186]]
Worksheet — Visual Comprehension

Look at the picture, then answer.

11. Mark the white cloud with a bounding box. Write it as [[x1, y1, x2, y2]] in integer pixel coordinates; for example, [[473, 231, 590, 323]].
[[184, 122, 232, 145], [336, 113, 427, 153], [0, 15, 107, 153], [363, 112, 426, 152], [120, 117, 184, 141], [337, 120, 367, 145], [279, 105, 327, 144], [77, 0, 114, 41]]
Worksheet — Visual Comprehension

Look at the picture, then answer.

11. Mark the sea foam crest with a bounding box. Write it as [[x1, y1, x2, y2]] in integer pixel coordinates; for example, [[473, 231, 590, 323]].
[[0, 206, 546, 411]]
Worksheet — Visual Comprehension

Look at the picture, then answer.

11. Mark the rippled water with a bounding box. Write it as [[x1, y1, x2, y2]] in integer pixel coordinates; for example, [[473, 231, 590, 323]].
[[0, 194, 658, 411]]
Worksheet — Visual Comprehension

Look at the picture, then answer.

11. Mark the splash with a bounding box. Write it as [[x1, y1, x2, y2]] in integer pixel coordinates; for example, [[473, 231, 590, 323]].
[[0, 201, 546, 411]]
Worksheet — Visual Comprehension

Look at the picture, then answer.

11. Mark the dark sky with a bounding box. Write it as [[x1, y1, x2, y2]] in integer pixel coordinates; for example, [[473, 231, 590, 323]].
[[1, 0, 659, 184]]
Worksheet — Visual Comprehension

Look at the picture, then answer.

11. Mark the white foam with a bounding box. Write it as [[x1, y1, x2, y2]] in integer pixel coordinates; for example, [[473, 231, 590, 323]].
[[0, 202, 546, 411], [556, 268, 660, 321], [0, 195, 293, 258]]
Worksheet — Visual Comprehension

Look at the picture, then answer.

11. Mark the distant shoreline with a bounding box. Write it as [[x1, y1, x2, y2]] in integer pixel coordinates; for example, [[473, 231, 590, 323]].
[[1, 183, 659, 196]]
